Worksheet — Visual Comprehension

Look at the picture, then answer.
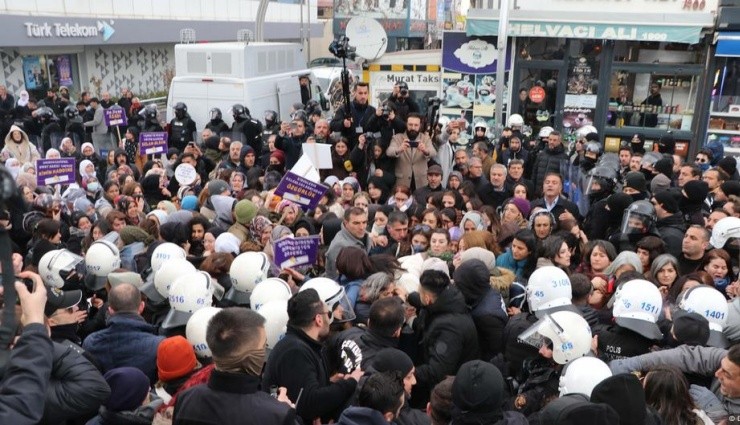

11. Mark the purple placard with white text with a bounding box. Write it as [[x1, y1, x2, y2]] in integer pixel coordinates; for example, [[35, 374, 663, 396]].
[[36, 158, 76, 186], [139, 132, 168, 155], [104, 106, 128, 127], [274, 171, 328, 211], [274, 236, 321, 270]]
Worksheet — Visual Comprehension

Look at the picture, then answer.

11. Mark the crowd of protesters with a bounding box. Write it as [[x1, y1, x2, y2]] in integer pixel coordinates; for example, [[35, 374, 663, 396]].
[[0, 79, 739, 425]]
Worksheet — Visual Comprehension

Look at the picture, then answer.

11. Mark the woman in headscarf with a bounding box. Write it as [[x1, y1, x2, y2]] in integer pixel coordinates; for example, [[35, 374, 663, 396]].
[[249, 215, 273, 249], [459, 210, 486, 233], [79, 159, 97, 188], [276, 199, 302, 229], [116, 195, 145, 226]]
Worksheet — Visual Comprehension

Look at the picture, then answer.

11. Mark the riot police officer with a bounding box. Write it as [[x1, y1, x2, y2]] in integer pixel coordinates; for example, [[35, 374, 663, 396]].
[[168, 102, 198, 151], [205, 107, 229, 136], [64, 105, 85, 148], [137, 104, 164, 132], [37, 107, 63, 153], [230, 104, 263, 157], [262, 110, 280, 151]]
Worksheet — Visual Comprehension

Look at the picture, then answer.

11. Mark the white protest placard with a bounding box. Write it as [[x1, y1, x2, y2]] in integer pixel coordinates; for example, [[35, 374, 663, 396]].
[[291, 155, 321, 182], [302, 143, 333, 169], [175, 163, 197, 185]]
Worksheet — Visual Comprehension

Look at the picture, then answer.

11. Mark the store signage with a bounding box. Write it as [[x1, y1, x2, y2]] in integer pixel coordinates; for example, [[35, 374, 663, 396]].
[[469, 20, 704, 44], [529, 86, 546, 103], [515, 0, 718, 14], [23, 20, 115, 41]]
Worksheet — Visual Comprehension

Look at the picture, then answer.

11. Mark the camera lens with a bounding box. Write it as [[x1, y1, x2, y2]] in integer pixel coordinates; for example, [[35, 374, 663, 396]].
[[401, 89, 409, 96]]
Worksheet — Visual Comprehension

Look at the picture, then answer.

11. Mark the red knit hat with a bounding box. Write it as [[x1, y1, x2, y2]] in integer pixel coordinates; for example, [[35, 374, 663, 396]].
[[157, 336, 197, 382]]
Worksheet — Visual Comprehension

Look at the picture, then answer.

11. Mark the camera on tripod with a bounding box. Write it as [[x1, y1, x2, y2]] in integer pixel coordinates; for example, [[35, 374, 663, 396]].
[[328, 36, 357, 61]]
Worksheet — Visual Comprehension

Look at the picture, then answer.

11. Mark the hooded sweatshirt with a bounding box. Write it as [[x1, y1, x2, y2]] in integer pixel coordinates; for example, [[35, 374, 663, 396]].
[[2, 125, 40, 166]]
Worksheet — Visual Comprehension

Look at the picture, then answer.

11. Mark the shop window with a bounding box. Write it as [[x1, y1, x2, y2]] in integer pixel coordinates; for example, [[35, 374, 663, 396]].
[[613, 41, 705, 65], [22, 54, 80, 100], [517, 37, 567, 61], [562, 40, 604, 133], [708, 57, 740, 154], [607, 71, 699, 132]]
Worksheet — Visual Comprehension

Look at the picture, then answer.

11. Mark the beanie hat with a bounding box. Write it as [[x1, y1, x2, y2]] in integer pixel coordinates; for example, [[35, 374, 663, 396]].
[[234, 199, 258, 225], [103, 367, 151, 412], [207, 179, 230, 196], [591, 374, 647, 425], [507, 197, 531, 218], [653, 190, 679, 214], [459, 247, 496, 272], [270, 149, 285, 165], [157, 336, 197, 382], [672, 312, 710, 346], [683, 180, 709, 203], [721, 180, 740, 198], [119, 225, 154, 246], [624, 172, 646, 192], [607, 193, 633, 215], [448, 171, 463, 184], [453, 259, 492, 306], [653, 158, 674, 178], [452, 360, 504, 413], [657, 134, 675, 154], [718, 156, 738, 178], [649, 174, 671, 195], [371, 348, 414, 376], [181, 195, 198, 211]]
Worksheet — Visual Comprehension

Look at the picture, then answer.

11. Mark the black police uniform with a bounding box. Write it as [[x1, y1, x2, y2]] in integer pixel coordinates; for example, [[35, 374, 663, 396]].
[[593, 324, 655, 361], [169, 113, 197, 151]]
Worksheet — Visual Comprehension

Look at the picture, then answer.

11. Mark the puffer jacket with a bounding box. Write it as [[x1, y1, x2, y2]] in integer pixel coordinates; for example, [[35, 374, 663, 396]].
[[42, 341, 111, 425], [413, 285, 480, 404], [531, 143, 568, 195]]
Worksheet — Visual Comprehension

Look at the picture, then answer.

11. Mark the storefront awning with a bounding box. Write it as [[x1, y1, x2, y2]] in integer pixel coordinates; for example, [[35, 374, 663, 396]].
[[717, 32, 740, 57], [467, 9, 714, 44]]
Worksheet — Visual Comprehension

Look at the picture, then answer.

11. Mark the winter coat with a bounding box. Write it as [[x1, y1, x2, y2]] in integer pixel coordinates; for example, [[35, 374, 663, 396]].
[[470, 289, 508, 360], [82, 313, 165, 384], [336, 406, 389, 425], [329, 327, 398, 374], [173, 369, 299, 425], [496, 249, 529, 280], [0, 323, 53, 425], [274, 132, 308, 170], [610, 344, 740, 423], [413, 285, 480, 403], [263, 326, 357, 423], [386, 132, 437, 190], [42, 341, 111, 425], [325, 224, 370, 280], [86, 399, 163, 425], [2, 124, 41, 166], [531, 143, 568, 195], [656, 212, 687, 259]]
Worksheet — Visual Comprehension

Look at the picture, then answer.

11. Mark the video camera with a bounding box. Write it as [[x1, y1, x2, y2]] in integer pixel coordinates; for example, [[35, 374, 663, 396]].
[[328, 36, 357, 61]]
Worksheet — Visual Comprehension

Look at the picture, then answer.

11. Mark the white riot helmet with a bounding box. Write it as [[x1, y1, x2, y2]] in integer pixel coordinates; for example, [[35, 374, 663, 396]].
[[710, 217, 740, 249], [526, 266, 579, 318], [538, 126, 554, 140], [677, 286, 730, 348], [162, 271, 214, 329], [508, 114, 524, 128], [151, 242, 186, 273], [155, 258, 197, 298], [300, 277, 356, 324], [250, 278, 292, 311], [186, 306, 221, 358], [558, 357, 612, 397], [230, 252, 270, 292], [38, 249, 84, 288], [258, 299, 289, 350], [575, 125, 597, 138], [518, 311, 592, 365], [473, 120, 489, 132], [611, 279, 663, 340], [85, 240, 121, 290]]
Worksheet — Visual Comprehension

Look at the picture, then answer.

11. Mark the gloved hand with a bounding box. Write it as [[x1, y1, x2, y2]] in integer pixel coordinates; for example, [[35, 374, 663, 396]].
[[689, 384, 728, 423]]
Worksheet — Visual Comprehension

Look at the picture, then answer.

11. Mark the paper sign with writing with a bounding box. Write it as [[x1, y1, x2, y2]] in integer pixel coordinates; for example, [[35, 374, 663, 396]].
[[104, 106, 128, 127], [274, 236, 321, 270], [139, 132, 168, 155], [274, 171, 328, 211], [36, 158, 76, 186]]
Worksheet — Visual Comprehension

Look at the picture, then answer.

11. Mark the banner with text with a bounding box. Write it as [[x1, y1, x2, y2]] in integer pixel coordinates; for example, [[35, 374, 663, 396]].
[[36, 157, 76, 186], [139, 132, 168, 155], [274, 236, 321, 270], [104, 106, 128, 127], [274, 171, 328, 211]]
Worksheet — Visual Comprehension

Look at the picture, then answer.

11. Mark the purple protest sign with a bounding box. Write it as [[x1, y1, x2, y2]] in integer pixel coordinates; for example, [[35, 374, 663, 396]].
[[104, 106, 128, 127], [274, 236, 321, 270], [36, 158, 76, 186], [55, 56, 74, 86], [274, 171, 328, 211], [139, 132, 168, 155]]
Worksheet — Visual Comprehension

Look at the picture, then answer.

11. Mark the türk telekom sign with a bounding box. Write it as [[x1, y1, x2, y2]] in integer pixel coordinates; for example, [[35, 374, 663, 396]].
[[24, 20, 116, 41], [515, 0, 718, 13]]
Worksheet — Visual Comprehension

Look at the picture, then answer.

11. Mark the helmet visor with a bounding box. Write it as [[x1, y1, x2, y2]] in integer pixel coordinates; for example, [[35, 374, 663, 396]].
[[620, 211, 650, 235], [518, 314, 561, 350], [325, 286, 356, 324], [49, 250, 85, 287], [584, 175, 604, 196]]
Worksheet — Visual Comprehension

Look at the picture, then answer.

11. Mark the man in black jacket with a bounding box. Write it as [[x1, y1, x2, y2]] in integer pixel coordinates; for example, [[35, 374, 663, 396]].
[[531, 130, 568, 196], [652, 190, 687, 258], [330, 82, 376, 150], [263, 289, 362, 424], [173, 308, 299, 425], [531, 172, 582, 223], [0, 272, 53, 425]]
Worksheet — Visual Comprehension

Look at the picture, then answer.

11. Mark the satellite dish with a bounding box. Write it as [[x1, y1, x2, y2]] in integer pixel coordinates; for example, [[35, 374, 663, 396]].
[[345, 17, 388, 61]]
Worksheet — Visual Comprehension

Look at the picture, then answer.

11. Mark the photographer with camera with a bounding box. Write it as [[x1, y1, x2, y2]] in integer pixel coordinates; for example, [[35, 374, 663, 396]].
[[386, 113, 436, 192], [330, 82, 376, 151], [387, 81, 420, 123], [0, 272, 53, 424]]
